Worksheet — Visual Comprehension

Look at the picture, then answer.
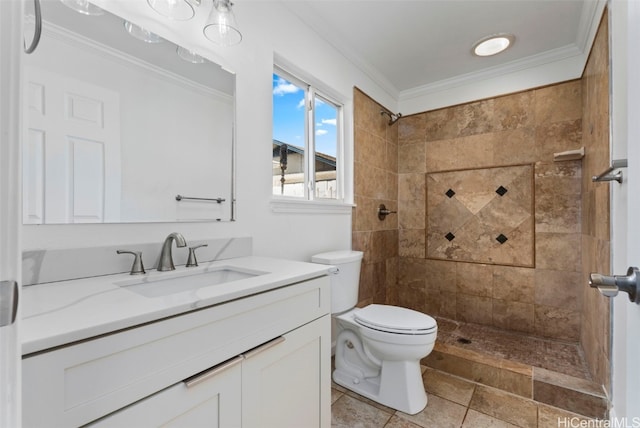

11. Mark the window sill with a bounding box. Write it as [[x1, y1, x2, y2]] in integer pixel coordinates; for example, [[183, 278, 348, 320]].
[[270, 199, 354, 214]]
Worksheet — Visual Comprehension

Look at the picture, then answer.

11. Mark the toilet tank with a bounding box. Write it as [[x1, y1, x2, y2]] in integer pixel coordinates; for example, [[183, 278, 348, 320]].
[[311, 250, 363, 313]]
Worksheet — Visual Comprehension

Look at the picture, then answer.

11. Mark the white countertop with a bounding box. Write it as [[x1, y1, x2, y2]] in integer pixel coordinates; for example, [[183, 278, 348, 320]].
[[21, 256, 330, 355]]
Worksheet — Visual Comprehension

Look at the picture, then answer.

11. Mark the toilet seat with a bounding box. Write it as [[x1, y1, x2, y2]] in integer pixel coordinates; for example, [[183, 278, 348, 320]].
[[354, 304, 436, 335]]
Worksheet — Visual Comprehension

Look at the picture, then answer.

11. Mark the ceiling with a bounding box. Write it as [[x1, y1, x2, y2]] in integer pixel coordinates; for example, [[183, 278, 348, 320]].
[[284, 1, 604, 99]]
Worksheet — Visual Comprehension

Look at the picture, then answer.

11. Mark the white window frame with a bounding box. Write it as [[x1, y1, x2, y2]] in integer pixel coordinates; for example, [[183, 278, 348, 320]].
[[271, 64, 351, 214]]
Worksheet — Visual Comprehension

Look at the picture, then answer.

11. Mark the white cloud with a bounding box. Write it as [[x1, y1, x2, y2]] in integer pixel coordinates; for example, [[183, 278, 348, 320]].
[[297, 98, 305, 109], [273, 77, 300, 96], [321, 118, 337, 126], [316, 129, 328, 136]]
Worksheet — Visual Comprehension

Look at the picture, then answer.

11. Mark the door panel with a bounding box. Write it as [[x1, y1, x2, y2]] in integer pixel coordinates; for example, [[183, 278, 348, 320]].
[[242, 317, 330, 428], [610, 0, 640, 419], [70, 137, 105, 222], [23, 67, 121, 224], [23, 129, 44, 223]]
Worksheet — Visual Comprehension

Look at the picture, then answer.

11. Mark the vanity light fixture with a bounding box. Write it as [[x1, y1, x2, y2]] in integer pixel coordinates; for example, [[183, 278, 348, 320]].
[[145, 0, 242, 46], [147, 0, 195, 21], [472, 34, 514, 57], [123, 20, 164, 43], [60, 0, 103, 16], [177, 46, 206, 63], [203, 0, 242, 47]]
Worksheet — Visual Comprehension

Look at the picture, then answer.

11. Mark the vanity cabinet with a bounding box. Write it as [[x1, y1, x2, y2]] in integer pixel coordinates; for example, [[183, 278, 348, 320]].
[[22, 276, 330, 428], [242, 317, 326, 428], [88, 317, 327, 428]]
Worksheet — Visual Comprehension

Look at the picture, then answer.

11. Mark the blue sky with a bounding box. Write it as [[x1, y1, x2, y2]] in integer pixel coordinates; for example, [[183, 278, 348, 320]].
[[272, 74, 337, 157]]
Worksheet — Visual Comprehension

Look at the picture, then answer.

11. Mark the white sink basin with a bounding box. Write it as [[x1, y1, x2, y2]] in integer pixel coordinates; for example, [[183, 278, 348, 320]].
[[115, 266, 267, 298]]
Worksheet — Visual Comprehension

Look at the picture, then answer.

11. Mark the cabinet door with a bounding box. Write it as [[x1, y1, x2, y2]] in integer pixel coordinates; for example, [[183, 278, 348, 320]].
[[242, 316, 331, 428], [88, 356, 243, 428]]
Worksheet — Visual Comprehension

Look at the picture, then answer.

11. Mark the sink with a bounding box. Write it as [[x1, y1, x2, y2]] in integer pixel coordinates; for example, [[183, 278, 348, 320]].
[[115, 266, 267, 298]]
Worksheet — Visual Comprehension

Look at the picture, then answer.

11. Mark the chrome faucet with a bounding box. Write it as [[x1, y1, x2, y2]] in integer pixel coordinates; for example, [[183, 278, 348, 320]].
[[157, 232, 187, 271]]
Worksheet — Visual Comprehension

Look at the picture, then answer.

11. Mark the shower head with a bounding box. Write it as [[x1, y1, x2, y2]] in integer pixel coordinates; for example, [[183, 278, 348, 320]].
[[380, 110, 402, 126]]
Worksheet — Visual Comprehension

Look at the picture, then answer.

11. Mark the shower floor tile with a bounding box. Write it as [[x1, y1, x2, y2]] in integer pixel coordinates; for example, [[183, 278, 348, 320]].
[[434, 317, 591, 380]]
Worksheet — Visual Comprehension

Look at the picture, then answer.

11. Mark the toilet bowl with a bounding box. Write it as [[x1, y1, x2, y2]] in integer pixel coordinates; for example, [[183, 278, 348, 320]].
[[311, 251, 438, 415]]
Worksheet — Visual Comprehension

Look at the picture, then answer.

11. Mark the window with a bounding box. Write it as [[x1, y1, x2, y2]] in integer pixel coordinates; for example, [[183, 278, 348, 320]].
[[272, 67, 342, 201]]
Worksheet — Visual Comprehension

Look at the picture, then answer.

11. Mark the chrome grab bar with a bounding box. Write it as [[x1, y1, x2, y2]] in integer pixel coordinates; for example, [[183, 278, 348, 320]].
[[592, 159, 628, 183], [175, 195, 225, 203]]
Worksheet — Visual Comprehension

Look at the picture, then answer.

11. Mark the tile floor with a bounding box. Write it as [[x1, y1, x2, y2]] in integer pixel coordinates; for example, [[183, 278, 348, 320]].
[[331, 366, 595, 428]]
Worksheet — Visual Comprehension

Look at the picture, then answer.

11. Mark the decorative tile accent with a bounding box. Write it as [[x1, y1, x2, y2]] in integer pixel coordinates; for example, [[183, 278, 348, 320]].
[[427, 164, 534, 267], [446, 189, 456, 198]]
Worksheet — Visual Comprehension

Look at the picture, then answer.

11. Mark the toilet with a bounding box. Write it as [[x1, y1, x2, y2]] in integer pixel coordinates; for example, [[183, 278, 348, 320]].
[[311, 250, 437, 415]]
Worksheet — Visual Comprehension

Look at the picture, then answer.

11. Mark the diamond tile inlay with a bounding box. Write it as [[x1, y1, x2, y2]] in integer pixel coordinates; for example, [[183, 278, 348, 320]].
[[427, 164, 533, 267], [496, 186, 508, 196]]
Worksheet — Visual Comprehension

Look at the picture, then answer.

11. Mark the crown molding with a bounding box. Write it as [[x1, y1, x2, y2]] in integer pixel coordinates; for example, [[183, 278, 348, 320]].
[[283, 0, 606, 115], [41, 20, 233, 103], [400, 43, 584, 102], [576, 0, 607, 53], [398, 0, 606, 112]]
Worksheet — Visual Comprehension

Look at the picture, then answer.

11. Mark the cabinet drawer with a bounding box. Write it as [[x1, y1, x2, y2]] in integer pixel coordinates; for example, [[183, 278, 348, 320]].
[[89, 315, 331, 428], [23, 276, 329, 427], [88, 356, 243, 428]]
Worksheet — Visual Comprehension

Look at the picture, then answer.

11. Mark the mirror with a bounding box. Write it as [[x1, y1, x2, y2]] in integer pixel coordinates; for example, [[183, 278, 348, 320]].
[[22, 0, 235, 224]]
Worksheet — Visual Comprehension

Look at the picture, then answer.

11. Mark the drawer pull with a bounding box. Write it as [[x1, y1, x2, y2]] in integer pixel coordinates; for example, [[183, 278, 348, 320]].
[[243, 336, 286, 359], [184, 355, 244, 388]]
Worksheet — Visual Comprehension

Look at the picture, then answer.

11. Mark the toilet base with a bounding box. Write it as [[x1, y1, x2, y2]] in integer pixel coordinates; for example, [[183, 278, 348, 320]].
[[333, 359, 428, 415]]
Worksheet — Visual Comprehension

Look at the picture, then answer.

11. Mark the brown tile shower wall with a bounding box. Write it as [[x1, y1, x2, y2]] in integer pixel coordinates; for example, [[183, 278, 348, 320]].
[[580, 10, 610, 389], [352, 88, 399, 307], [352, 12, 610, 391], [397, 81, 584, 341]]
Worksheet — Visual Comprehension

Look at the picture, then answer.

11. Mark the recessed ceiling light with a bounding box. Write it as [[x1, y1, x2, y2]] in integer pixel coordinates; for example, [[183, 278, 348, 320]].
[[473, 34, 515, 57]]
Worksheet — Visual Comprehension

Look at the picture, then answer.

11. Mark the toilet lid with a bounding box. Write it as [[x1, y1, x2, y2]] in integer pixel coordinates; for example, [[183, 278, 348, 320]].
[[354, 304, 437, 334]]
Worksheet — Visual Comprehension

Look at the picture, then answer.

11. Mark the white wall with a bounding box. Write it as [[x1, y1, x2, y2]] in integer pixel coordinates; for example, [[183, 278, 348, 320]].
[[22, 1, 397, 262]]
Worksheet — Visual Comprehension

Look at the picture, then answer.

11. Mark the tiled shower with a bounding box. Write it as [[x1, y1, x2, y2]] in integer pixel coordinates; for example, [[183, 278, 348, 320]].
[[352, 9, 611, 401]]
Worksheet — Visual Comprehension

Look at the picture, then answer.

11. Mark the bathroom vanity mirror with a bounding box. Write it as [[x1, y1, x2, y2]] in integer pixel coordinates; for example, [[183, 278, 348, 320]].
[[22, 0, 235, 224]]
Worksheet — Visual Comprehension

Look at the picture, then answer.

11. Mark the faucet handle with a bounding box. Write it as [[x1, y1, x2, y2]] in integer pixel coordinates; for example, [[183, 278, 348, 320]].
[[117, 250, 146, 275], [186, 244, 208, 267]]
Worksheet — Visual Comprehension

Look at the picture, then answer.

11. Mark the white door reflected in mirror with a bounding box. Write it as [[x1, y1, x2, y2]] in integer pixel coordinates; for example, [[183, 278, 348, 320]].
[[23, 0, 236, 224]]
